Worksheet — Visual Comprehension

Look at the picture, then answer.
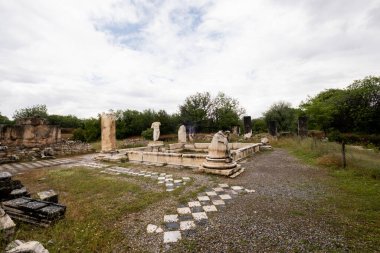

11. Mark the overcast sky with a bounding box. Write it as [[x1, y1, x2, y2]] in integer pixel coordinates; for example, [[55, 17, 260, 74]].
[[0, 0, 379, 119]]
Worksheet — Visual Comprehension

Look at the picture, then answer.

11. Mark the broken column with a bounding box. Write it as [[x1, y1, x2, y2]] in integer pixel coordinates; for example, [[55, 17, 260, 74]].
[[268, 121, 277, 136], [201, 131, 241, 176], [243, 116, 252, 138], [101, 111, 116, 153], [178, 125, 186, 143], [298, 116, 308, 138]]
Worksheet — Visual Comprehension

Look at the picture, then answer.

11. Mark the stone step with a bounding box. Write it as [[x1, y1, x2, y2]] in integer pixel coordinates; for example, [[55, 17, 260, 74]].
[[229, 167, 245, 178]]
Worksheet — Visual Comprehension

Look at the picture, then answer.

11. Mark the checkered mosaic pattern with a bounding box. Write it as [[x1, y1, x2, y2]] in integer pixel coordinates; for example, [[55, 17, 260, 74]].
[[146, 184, 256, 243], [102, 167, 191, 191]]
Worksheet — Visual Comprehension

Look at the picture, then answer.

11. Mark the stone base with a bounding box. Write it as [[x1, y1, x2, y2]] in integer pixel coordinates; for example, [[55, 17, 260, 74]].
[[201, 164, 242, 176]]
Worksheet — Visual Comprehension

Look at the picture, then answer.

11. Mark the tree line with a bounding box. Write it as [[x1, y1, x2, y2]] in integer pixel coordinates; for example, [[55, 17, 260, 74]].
[[1, 76, 378, 143]]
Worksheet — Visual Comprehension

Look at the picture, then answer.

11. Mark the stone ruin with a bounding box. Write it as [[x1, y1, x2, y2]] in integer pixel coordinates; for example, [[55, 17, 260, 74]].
[[0, 117, 93, 163], [200, 131, 244, 177], [243, 116, 252, 139], [101, 111, 117, 153]]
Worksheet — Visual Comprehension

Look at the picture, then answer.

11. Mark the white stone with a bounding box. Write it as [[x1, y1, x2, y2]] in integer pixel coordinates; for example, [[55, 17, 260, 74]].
[[182, 177, 191, 182], [231, 186, 244, 191], [178, 125, 187, 143], [188, 201, 201, 207], [206, 191, 217, 196], [164, 214, 178, 223], [230, 190, 238, 195], [6, 240, 49, 253], [166, 183, 174, 187], [177, 207, 191, 215], [197, 196, 210, 202], [165, 178, 173, 182], [218, 183, 229, 188], [202, 205, 217, 212], [213, 187, 224, 192], [180, 220, 196, 230], [212, 199, 225, 205], [173, 180, 182, 184], [192, 212, 208, 221], [164, 231, 181, 243], [219, 194, 232, 200], [151, 122, 161, 141], [147, 224, 158, 233], [155, 227, 163, 233], [245, 189, 256, 193]]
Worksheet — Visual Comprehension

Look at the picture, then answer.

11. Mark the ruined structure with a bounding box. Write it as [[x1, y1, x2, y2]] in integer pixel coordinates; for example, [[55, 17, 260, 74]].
[[201, 131, 243, 176], [178, 125, 186, 143], [0, 117, 61, 147], [268, 121, 277, 136], [298, 116, 308, 137], [101, 112, 116, 153], [243, 116, 252, 138]]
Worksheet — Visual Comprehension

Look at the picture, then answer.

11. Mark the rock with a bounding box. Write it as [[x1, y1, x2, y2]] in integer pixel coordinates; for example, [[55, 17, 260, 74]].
[[0, 208, 16, 246], [41, 148, 54, 158], [147, 224, 158, 233], [5, 240, 49, 253], [261, 137, 269, 144], [37, 190, 58, 203]]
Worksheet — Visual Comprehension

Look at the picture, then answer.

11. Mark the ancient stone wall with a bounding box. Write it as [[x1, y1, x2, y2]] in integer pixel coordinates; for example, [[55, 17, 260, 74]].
[[0, 117, 61, 147]]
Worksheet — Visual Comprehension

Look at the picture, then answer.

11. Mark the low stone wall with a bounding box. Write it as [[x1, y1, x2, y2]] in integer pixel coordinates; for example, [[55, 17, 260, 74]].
[[126, 142, 261, 168], [0, 141, 94, 164], [126, 150, 207, 168], [231, 143, 261, 161]]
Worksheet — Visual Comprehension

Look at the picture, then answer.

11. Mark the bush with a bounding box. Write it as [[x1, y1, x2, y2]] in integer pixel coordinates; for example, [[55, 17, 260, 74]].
[[141, 128, 153, 140]]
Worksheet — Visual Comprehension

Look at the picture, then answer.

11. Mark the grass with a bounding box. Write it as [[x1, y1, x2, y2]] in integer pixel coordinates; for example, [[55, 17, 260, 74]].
[[10, 168, 167, 253], [272, 137, 380, 251]]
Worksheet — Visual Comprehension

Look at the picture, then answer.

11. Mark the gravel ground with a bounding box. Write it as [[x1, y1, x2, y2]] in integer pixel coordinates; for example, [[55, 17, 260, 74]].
[[164, 149, 348, 253]]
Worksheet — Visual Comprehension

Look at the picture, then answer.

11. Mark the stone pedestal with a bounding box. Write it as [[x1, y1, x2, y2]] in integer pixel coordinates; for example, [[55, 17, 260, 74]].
[[101, 112, 116, 153], [201, 131, 241, 176], [148, 141, 164, 152]]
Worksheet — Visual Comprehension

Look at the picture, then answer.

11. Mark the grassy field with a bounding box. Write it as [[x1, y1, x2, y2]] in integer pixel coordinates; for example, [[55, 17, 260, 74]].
[[7, 168, 168, 252], [272, 137, 380, 251]]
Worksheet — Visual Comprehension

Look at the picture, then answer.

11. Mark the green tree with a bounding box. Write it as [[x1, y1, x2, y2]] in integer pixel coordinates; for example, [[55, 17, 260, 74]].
[[13, 104, 48, 120], [264, 101, 297, 132], [0, 112, 12, 124], [47, 114, 82, 128], [179, 92, 212, 131], [211, 92, 246, 130], [252, 117, 267, 133]]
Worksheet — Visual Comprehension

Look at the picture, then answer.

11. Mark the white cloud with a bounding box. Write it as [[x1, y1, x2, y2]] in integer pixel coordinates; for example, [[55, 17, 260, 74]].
[[0, 0, 379, 119]]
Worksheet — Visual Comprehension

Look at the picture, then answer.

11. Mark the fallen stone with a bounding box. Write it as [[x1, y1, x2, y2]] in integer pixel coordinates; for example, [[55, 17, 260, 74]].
[[147, 224, 158, 233], [5, 240, 49, 253], [37, 190, 58, 203], [1, 208, 16, 245]]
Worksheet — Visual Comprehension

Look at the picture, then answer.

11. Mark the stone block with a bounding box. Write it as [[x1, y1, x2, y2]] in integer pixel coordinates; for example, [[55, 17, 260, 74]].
[[37, 190, 58, 203]]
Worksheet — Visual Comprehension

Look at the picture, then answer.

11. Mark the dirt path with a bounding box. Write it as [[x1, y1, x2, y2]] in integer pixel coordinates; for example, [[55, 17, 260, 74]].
[[168, 149, 347, 252]]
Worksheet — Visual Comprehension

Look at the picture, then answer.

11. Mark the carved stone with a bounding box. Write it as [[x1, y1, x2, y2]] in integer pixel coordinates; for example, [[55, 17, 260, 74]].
[[151, 122, 161, 141], [178, 125, 186, 143]]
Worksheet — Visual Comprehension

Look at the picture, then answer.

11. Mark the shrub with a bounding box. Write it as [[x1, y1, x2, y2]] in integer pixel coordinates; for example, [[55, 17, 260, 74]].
[[141, 128, 153, 140]]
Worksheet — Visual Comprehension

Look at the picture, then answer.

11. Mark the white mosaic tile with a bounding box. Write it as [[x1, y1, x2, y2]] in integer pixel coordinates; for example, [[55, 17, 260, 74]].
[[213, 187, 224, 192], [202, 205, 217, 212], [218, 183, 229, 188], [177, 207, 191, 215], [158, 177, 165, 180], [182, 177, 191, 182], [230, 190, 238, 195], [188, 201, 201, 207], [219, 194, 232, 200], [197, 196, 210, 202], [231, 186, 244, 191], [245, 189, 256, 193], [164, 214, 178, 223], [212, 199, 225, 205], [192, 212, 208, 221], [180, 220, 196, 230], [164, 231, 181, 243], [206, 191, 217, 196], [174, 180, 182, 184]]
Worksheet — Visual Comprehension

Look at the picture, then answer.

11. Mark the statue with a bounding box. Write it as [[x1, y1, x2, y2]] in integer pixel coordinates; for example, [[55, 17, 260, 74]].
[[151, 122, 161, 141]]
